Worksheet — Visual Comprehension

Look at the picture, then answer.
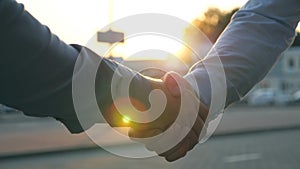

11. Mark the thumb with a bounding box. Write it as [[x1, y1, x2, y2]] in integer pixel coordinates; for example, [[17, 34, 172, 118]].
[[162, 71, 183, 97]]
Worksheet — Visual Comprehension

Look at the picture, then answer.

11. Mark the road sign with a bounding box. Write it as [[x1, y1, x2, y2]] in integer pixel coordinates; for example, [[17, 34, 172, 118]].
[[97, 29, 124, 44]]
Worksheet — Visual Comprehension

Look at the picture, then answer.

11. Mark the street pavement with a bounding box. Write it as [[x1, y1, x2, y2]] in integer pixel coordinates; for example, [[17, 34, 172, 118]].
[[0, 126, 299, 169], [0, 105, 299, 168]]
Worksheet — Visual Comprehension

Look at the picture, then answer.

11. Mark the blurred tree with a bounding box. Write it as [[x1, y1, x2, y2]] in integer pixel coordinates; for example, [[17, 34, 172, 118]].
[[193, 8, 239, 43], [180, 8, 300, 65], [179, 8, 238, 65], [194, 8, 300, 46]]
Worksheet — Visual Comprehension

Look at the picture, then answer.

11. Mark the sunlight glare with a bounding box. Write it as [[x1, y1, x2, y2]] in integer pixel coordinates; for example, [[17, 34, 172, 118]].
[[17, 0, 255, 59], [122, 116, 131, 124], [112, 34, 183, 60]]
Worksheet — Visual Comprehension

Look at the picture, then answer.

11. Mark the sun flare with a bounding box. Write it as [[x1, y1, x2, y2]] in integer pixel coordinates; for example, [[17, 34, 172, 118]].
[[18, 0, 253, 60]]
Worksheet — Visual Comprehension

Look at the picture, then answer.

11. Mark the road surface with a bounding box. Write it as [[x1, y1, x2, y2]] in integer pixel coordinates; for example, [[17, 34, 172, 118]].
[[0, 105, 299, 169], [0, 128, 299, 169]]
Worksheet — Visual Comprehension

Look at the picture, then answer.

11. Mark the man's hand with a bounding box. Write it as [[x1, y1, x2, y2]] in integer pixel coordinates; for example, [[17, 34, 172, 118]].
[[128, 72, 209, 162], [101, 74, 182, 129]]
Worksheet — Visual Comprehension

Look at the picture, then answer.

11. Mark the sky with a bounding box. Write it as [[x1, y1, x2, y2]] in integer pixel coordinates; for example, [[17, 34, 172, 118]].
[[16, 0, 283, 60]]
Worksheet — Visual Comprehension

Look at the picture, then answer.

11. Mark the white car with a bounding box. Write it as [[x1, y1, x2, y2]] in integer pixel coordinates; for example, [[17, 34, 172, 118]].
[[292, 90, 300, 104], [248, 88, 291, 106]]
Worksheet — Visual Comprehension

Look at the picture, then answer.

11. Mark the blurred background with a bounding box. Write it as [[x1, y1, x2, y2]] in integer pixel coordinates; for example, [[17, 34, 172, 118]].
[[1, 0, 300, 168]]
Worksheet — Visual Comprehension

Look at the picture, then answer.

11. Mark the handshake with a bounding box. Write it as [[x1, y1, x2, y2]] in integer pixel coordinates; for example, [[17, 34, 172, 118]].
[[100, 70, 209, 162]]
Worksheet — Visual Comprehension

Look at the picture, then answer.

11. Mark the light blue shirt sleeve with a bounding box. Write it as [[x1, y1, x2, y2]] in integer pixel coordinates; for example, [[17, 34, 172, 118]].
[[185, 0, 300, 108]]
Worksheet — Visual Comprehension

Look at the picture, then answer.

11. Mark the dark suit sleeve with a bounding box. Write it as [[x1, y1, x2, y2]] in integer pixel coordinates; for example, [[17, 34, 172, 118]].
[[0, 0, 151, 133]]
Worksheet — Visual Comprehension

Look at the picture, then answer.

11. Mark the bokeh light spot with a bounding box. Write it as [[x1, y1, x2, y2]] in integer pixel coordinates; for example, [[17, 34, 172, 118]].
[[122, 116, 131, 124]]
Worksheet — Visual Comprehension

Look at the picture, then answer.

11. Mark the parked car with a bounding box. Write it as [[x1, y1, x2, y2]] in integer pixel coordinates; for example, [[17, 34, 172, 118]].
[[247, 88, 291, 106], [0, 104, 18, 114], [291, 90, 300, 104]]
